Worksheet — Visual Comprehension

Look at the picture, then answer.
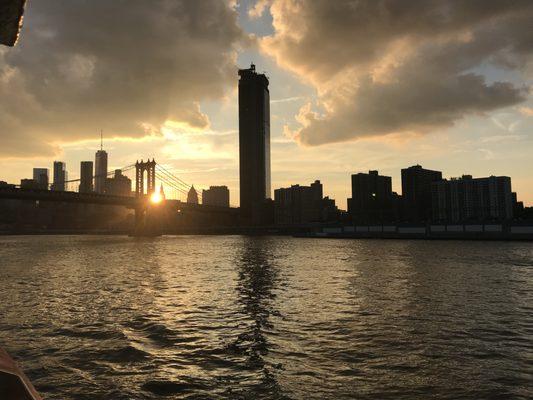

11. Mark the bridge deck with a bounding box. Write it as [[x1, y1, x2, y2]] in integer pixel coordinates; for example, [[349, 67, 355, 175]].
[[0, 187, 238, 214]]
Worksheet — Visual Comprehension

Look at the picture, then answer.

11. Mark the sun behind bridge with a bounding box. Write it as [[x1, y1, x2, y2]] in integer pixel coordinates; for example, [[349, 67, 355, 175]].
[[150, 192, 162, 204]]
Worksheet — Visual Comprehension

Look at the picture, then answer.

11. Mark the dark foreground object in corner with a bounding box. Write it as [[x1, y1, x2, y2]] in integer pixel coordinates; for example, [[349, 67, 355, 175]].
[[0, 0, 26, 46], [0, 348, 42, 400]]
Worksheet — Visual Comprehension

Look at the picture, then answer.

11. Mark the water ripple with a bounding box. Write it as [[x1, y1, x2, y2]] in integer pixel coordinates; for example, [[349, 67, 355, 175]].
[[0, 236, 531, 399]]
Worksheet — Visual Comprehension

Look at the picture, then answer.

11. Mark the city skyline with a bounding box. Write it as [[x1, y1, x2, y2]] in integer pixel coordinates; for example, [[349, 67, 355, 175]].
[[1, 0, 532, 208], [1, 4, 532, 399]]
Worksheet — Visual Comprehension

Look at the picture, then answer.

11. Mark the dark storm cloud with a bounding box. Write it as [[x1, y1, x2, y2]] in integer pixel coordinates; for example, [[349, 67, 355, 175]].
[[0, 0, 246, 157], [261, 0, 533, 145]]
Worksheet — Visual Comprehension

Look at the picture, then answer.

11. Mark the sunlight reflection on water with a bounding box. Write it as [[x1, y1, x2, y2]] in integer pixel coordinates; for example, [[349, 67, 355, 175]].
[[0, 236, 532, 399]]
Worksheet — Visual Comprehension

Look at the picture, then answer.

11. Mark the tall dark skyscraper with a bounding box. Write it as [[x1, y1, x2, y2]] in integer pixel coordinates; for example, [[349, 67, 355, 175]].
[[79, 161, 94, 193], [95, 132, 108, 194], [238, 63, 271, 224], [52, 161, 66, 191], [401, 165, 442, 222]]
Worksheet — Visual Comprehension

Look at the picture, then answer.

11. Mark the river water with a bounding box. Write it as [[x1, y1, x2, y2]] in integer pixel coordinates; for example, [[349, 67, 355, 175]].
[[0, 236, 531, 399]]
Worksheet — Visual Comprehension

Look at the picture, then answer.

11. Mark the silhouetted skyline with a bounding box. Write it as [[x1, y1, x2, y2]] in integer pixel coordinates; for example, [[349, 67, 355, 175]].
[[0, 1, 531, 208]]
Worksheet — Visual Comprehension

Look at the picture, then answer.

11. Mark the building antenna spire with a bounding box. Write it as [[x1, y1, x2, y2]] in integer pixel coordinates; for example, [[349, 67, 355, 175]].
[[100, 129, 103, 150]]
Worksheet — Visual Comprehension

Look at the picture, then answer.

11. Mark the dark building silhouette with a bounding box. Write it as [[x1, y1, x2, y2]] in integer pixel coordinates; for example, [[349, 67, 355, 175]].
[[348, 170, 394, 224], [238, 63, 271, 225], [32, 168, 49, 190], [105, 169, 132, 197], [402, 165, 442, 222], [0, 181, 15, 189], [512, 192, 525, 218], [187, 185, 199, 204], [51, 161, 66, 191], [432, 175, 513, 222], [95, 148, 108, 194], [79, 161, 94, 193], [274, 180, 322, 224], [202, 186, 230, 207], [20, 179, 38, 190], [322, 196, 341, 223]]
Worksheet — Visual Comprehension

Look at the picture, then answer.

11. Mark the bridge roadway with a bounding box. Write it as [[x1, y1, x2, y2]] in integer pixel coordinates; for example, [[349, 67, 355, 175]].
[[0, 187, 238, 215]]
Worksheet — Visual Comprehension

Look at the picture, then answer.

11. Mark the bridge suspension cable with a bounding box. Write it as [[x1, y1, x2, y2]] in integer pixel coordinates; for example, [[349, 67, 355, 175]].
[[154, 164, 204, 203], [49, 163, 136, 192], [155, 172, 189, 199]]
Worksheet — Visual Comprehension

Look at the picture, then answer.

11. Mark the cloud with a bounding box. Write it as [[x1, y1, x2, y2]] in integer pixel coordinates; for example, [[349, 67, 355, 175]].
[[261, 0, 533, 146], [0, 0, 247, 157], [248, 0, 271, 19], [520, 107, 533, 116], [481, 134, 525, 143], [477, 148, 495, 160]]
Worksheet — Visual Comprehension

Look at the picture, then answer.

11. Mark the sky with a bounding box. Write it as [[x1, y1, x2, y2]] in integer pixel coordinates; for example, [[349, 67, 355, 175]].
[[1, 0, 532, 208]]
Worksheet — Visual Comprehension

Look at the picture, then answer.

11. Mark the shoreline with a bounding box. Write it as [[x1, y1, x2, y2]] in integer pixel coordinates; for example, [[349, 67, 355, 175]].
[[1, 228, 532, 241]]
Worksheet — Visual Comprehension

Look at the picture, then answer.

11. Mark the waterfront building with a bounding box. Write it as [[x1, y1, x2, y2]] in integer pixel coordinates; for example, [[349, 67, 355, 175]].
[[322, 196, 341, 222], [431, 175, 513, 222], [51, 161, 66, 191], [401, 165, 442, 222], [512, 192, 525, 218], [274, 180, 338, 224], [238, 63, 271, 225], [348, 170, 394, 224], [202, 186, 230, 207], [105, 169, 132, 197], [32, 168, 49, 190], [95, 148, 108, 194], [187, 185, 199, 204], [79, 161, 94, 193]]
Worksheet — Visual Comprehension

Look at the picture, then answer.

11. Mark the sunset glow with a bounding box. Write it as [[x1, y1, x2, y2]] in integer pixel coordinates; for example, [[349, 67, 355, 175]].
[[150, 192, 162, 204]]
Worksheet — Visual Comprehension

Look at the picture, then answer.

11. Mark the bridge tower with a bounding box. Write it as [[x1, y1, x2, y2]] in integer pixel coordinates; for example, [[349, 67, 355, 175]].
[[133, 159, 160, 236], [135, 159, 156, 197]]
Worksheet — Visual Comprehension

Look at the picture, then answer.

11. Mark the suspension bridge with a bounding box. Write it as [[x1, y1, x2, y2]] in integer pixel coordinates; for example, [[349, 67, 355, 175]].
[[0, 159, 238, 234]]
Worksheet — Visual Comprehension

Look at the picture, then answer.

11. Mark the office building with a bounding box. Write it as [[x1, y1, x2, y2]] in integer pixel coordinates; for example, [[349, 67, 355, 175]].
[[274, 180, 335, 224], [432, 175, 513, 222], [238, 63, 271, 224], [51, 161, 66, 191], [187, 185, 199, 204], [202, 186, 230, 207], [105, 169, 132, 197], [95, 149, 108, 194], [79, 161, 94, 193], [32, 168, 49, 190], [348, 170, 394, 223], [401, 165, 442, 222]]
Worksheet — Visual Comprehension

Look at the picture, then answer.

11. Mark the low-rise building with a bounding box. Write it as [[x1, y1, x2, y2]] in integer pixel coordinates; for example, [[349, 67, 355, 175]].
[[187, 185, 199, 204], [202, 186, 229, 207], [20, 179, 39, 190], [274, 180, 337, 225], [105, 169, 132, 197], [432, 175, 513, 223]]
